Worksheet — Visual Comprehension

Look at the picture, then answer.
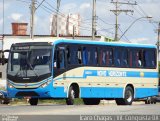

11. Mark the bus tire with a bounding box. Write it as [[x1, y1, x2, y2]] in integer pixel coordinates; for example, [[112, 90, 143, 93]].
[[83, 98, 100, 105], [145, 100, 149, 104], [29, 98, 38, 106], [116, 86, 134, 105], [66, 86, 75, 105]]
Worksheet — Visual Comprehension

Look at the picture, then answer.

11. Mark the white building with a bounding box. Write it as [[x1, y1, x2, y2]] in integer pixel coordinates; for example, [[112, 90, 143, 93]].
[[50, 13, 81, 36]]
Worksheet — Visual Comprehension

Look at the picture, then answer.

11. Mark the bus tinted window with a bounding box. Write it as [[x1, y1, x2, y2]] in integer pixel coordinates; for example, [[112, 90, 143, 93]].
[[100, 48, 113, 67], [99, 49, 106, 66], [144, 50, 156, 68], [130, 50, 139, 68], [121, 49, 128, 67], [67, 46, 82, 65], [114, 48, 121, 67], [82, 47, 97, 66], [129, 49, 156, 69], [70, 46, 79, 65]]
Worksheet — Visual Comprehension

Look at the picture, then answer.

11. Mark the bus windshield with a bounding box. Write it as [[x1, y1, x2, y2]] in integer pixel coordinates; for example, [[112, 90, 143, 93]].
[[7, 45, 52, 83]]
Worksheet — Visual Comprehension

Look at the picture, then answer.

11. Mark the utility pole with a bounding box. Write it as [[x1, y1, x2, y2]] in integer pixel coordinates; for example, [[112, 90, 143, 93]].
[[30, 0, 36, 39], [157, 22, 160, 58], [57, 0, 61, 38], [92, 0, 97, 40], [73, 25, 75, 39], [110, 0, 137, 41], [2, 0, 4, 51]]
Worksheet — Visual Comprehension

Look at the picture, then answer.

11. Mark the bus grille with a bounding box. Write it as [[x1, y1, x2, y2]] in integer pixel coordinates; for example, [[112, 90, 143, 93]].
[[15, 91, 39, 97]]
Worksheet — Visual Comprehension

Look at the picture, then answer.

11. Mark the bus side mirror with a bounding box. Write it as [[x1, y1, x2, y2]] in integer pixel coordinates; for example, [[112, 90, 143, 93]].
[[2, 55, 8, 65], [1, 50, 10, 65]]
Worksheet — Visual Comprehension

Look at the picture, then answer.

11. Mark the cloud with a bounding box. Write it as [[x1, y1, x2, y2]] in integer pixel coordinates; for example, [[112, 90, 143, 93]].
[[130, 38, 152, 44], [61, 3, 77, 13], [0, 19, 3, 25], [80, 3, 91, 10], [34, 15, 50, 35], [9, 13, 23, 21]]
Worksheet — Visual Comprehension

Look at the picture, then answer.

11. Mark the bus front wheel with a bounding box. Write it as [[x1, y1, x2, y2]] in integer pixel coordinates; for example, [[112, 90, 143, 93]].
[[66, 86, 75, 105], [116, 86, 134, 105], [29, 98, 38, 106]]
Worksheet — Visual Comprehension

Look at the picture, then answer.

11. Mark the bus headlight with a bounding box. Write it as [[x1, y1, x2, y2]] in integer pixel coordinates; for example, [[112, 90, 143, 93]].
[[7, 83, 14, 88], [40, 80, 51, 88]]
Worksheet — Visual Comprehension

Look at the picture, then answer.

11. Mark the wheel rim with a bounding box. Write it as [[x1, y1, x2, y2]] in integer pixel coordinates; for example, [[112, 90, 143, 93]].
[[71, 90, 75, 99], [126, 90, 132, 102]]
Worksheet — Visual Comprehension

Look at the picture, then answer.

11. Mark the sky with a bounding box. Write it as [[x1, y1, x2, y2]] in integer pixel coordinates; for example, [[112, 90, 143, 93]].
[[0, 0, 160, 45]]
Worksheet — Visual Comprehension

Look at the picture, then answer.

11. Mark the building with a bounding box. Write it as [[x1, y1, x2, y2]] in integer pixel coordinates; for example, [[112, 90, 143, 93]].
[[50, 13, 81, 36]]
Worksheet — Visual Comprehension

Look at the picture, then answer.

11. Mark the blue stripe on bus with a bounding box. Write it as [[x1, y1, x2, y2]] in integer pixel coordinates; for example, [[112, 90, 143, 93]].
[[53, 39, 156, 49], [135, 88, 158, 98], [80, 87, 158, 98], [80, 87, 123, 98]]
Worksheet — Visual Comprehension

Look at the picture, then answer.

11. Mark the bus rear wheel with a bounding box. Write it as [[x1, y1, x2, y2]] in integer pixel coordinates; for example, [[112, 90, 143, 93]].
[[29, 98, 38, 106], [83, 98, 100, 105], [66, 86, 75, 105], [116, 86, 134, 105], [145, 97, 156, 104]]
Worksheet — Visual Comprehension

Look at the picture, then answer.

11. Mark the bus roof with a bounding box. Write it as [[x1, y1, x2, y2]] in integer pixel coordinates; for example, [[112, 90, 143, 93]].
[[12, 39, 157, 49], [53, 39, 157, 49]]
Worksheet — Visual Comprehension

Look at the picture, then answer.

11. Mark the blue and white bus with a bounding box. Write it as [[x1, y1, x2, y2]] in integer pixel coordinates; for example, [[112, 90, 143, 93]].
[[6, 39, 159, 105]]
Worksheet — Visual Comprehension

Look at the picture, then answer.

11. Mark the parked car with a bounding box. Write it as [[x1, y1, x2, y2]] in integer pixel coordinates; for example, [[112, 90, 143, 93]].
[[0, 90, 10, 104]]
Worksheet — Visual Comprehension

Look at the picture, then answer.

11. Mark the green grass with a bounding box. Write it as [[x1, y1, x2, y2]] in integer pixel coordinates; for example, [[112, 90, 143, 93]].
[[0, 87, 6, 91], [9, 98, 84, 105]]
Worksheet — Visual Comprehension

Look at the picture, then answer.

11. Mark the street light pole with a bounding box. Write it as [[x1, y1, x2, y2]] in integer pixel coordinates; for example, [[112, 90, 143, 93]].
[[119, 16, 152, 41]]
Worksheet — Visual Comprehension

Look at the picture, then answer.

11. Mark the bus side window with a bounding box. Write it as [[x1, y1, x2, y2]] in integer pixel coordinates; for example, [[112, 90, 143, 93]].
[[82, 47, 87, 65], [144, 50, 156, 68], [77, 47, 82, 64], [66, 47, 70, 64], [89, 47, 97, 66], [99, 49, 106, 66], [129, 50, 133, 68], [114, 48, 121, 67], [69, 46, 78, 65], [108, 49, 113, 66], [121, 49, 128, 67], [54, 50, 57, 68], [57, 48, 65, 69], [131, 50, 138, 68], [138, 50, 143, 67]]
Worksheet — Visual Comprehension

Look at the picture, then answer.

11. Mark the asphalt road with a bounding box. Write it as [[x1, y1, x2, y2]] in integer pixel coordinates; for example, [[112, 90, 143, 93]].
[[0, 102, 160, 115], [0, 102, 160, 121]]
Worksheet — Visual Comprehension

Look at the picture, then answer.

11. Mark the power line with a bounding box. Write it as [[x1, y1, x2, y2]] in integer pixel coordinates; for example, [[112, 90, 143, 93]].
[[98, 17, 114, 26], [110, 0, 137, 41], [118, 27, 131, 43], [36, 0, 46, 10]]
